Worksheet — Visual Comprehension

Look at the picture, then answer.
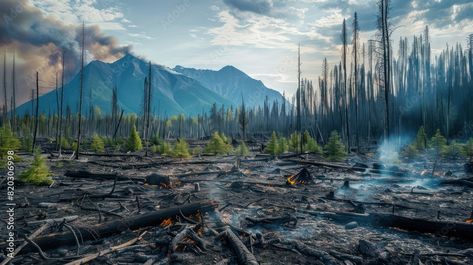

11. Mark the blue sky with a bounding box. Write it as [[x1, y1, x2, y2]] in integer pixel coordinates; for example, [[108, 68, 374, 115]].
[[19, 0, 473, 97]]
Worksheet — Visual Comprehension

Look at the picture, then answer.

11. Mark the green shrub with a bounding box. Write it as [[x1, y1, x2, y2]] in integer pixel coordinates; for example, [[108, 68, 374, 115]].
[[192, 146, 203, 156], [172, 139, 191, 159], [19, 148, 53, 186], [151, 145, 159, 154], [402, 144, 418, 159], [442, 140, 464, 159], [303, 131, 322, 154], [59, 137, 71, 150], [0, 125, 21, 168], [158, 141, 173, 156], [288, 132, 301, 153], [235, 141, 250, 157], [265, 131, 280, 156], [71, 141, 77, 152], [324, 131, 347, 161], [278, 137, 288, 154], [90, 134, 105, 153], [151, 133, 161, 145], [204, 132, 232, 155], [127, 125, 142, 152], [463, 138, 473, 161]]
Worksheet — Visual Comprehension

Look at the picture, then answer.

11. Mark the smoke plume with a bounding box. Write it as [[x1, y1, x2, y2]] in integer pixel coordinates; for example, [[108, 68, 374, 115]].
[[0, 0, 130, 106]]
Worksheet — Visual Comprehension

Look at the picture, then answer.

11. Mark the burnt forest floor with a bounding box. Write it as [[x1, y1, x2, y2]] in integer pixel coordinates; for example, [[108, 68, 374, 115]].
[[1, 148, 473, 265]]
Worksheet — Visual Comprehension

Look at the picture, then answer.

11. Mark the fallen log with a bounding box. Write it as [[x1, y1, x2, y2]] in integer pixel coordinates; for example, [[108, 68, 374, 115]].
[[220, 227, 259, 265], [440, 178, 473, 188], [286, 159, 407, 177], [64, 170, 144, 182], [65, 231, 148, 265], [20, 201, 217, 254], [304, 210, 473, 240], [245, 214, 297, 227], [0, 223, 50, 265]]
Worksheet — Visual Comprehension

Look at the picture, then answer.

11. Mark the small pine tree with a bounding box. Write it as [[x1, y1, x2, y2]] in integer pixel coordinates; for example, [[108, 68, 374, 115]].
[[19, 148, 53, 185], [127, 125, 143, 152], [402, 144, 418, 160], [443, 140, 464, 159], [172, 139, 191, 159], [60, 137, 71, 150], [463, 138, 473, 161], [278, 137, 288, 154], [265, 131, 280, 156], [192, 145, 203, 156], [288, 132, 300, 152], [90, 134, 105, 153], [415, 126, 427, 150], [430, 129, 447, 155], [324, 131, 347, 161], [205, 132, 232, 155], [235, 141, 250, 157], [303, 131, 322, 154], [0, 125, 21, 167], [158, 141, 173, 156], [151, 144, 159, 154]]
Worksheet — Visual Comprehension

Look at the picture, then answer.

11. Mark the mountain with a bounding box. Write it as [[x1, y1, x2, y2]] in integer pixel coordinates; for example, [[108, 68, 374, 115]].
[[173, 65, 285, 108], [15, 54, 232, 117]]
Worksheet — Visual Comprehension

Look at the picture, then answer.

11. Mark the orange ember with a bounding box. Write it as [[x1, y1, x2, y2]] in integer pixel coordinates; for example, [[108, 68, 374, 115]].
[[465, 218, 473, 223], [286, 168, 313, 186], [160, 218, 173, 227]]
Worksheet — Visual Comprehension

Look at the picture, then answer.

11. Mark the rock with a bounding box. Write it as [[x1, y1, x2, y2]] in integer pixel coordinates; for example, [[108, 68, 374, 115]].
[[345, 221, 358, 230], [145, 173, 171, 187], [358, 239, 378, 258], [352, 162, 369, 172]]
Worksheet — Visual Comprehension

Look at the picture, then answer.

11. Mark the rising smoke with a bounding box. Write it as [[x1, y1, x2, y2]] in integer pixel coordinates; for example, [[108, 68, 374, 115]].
[[0, 0, 130, 106]]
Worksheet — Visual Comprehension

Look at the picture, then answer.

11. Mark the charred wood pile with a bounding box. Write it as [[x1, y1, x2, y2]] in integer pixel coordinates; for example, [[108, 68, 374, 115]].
[[1, 152, 473, 265]]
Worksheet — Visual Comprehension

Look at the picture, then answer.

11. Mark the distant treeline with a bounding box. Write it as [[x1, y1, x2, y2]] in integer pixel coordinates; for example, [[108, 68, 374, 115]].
[[1, 0, 472, 153]]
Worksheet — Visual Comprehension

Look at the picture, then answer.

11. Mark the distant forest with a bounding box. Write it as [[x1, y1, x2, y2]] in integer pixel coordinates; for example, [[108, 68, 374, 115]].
[[1, 0, 473, 153]]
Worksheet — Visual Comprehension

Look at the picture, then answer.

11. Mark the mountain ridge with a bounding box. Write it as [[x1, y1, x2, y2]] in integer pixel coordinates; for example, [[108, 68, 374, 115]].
[[16, 54, 285, 117]]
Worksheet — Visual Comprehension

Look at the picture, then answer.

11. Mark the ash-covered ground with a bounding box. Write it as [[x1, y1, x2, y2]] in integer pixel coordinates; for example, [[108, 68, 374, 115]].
[[1, 149, 473, 265]]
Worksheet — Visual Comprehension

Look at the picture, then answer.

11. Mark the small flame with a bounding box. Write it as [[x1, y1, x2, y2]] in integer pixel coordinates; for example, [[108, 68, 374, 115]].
[[160, 218, 173, 227], [465, 218, 473, 223], [287, 175, 297, 185]]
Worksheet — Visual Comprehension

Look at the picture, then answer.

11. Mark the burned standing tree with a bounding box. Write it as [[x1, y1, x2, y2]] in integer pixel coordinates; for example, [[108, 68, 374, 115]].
[[144, 61, 152, 156], [297, 44, 303, 153], [11, 51, 16, 131], [342, 19, 351, 152], [75, 23, 85, 160], [353, 12, 360, 151], [378, 0, 392, 139], [239, 96, 248, 140], [58, 51, 65, 156], [2, 51, 7, 126], [32, 72, 39, 152]]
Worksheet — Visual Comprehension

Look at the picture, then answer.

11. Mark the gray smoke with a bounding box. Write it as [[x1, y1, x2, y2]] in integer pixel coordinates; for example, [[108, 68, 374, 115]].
[[0, 0, 130, 106]]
